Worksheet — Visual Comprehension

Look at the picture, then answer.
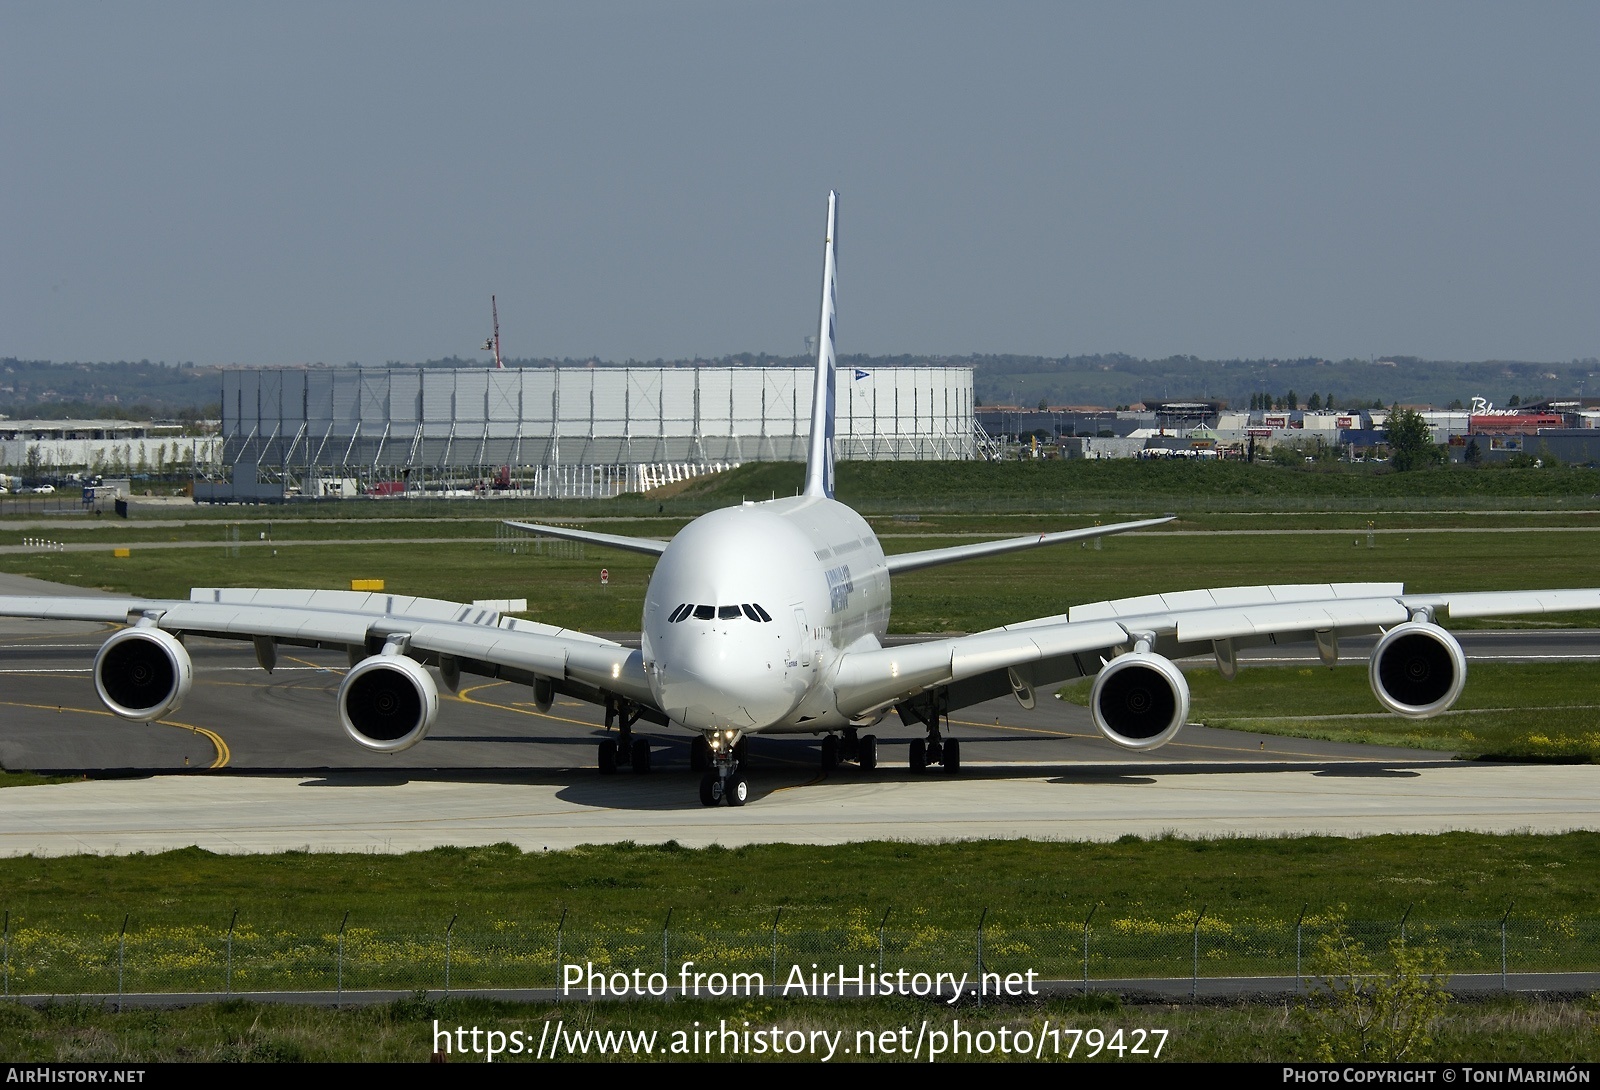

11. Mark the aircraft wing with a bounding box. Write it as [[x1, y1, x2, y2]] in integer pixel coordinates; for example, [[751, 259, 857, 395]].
[[0, 587, 659, 712], [883, 517, 1173, 575], [829, 581, 1600, 720]]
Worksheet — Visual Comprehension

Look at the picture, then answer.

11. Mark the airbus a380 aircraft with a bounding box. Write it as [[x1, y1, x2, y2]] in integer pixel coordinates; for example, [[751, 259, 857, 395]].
[[4, 191, 1599, 807]]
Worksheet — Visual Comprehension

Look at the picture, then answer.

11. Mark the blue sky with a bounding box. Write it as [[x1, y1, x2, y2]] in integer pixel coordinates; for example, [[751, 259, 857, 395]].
[[3, 2, 1596, 365]]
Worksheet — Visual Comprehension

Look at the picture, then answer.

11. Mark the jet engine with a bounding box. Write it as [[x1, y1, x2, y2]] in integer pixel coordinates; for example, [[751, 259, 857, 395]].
[[1090, 651, 1189, 750], [93, 627, 193, 721], [1369, 621, 1466, 719], [338, 654, 439, 752]]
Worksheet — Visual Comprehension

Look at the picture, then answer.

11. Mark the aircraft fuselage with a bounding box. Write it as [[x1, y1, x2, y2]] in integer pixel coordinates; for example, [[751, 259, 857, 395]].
[[641, 496, 889, 735]]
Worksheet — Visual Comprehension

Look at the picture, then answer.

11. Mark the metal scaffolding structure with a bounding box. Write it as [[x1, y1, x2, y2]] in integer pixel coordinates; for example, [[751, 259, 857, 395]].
[[203, 365, 975, 500]]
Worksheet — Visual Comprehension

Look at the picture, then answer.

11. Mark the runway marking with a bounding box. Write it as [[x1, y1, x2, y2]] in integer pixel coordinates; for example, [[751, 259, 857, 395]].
[[0, 699, 231, 769], [949, 716, 1075, 738], [1221, 703, 1600, 723], [455, 681, 605, 731], [1243, 655, 1600, 663], [285, 654, 345, 674], [0, 666, 336, 676]]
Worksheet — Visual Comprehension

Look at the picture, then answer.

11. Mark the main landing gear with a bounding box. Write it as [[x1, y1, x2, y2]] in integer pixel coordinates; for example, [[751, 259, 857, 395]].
[[821, 727, 877, 772], [908, 734, 960, 774], [699, 729, 748, 807], [900, 693, 961, 774], [598, 697, 651, 775]]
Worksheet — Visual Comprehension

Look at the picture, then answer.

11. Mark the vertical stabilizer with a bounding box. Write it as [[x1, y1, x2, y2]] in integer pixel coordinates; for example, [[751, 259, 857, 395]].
[[803, 191, 839, 499]]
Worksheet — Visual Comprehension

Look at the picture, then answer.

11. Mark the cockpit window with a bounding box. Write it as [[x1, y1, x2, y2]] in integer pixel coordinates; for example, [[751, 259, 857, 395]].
[[670, 603, 773, 623]]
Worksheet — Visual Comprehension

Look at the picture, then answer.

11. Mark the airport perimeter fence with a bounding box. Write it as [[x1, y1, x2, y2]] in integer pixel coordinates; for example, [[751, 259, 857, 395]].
[[2, 910, 1598, 1000]]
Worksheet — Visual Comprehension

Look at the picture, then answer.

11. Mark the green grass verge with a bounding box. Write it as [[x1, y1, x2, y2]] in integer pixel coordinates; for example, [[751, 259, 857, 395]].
[[0, 769, 74, 789], [3, 835, 1597, 933], [681, 460, 1600, 514]]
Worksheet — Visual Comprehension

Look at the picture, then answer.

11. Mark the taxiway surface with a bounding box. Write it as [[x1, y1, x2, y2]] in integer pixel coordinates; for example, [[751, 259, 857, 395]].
[[2, 573, 1597, 854]]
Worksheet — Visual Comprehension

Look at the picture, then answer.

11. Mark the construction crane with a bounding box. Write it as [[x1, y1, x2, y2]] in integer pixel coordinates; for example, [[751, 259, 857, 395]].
[[480, 295, 503, 369]]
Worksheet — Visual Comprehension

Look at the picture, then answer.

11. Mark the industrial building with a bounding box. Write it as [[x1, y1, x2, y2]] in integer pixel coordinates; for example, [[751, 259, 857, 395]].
[[0, 419, 221, 475], [199, 365, 979, 501]]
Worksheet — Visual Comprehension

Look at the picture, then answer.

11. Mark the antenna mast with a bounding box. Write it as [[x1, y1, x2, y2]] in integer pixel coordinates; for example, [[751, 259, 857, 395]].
[[482, 295, 503, 369]]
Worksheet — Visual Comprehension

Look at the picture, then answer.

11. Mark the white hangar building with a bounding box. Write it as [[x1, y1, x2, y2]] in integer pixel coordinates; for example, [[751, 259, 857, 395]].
[[201, 365, 978, 501]]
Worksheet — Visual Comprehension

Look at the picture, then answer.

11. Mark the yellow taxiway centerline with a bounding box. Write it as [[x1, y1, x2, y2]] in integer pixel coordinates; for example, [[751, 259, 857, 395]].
[[0, 699, 229, 768]]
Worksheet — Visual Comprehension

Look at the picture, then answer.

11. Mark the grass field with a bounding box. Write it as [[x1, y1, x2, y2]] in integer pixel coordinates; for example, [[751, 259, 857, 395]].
[[3, 835, 1596, 932], [2, 992, 1596, 1062], [1, 838, 1598, 1062], [3, 524, 1599, 634]]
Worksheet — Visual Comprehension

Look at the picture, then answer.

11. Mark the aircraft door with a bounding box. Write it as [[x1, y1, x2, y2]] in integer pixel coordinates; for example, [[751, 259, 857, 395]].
[[794, 607, 814, 668]]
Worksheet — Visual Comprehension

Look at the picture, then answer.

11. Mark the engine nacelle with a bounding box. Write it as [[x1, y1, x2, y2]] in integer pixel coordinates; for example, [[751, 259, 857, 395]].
[[1090, 651, 1189, 750], [1369, 621, 1466, 719], [338, 654, 439, 752], [93, 627, 193, 721]]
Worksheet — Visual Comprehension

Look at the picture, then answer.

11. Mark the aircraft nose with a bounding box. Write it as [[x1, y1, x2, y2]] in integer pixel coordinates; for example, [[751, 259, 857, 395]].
[[657, 632, 796, 729]]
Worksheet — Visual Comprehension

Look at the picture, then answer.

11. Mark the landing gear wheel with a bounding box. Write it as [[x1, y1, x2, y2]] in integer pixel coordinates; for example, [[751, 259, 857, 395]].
[[909, 738, 926, 773], [690, 736, 711, 772], [821, 735, 839, 771], [859, 734, 878, 771], [699, 771, 722, 806], [598, 739, 617, 775], [631, 738, 652, 774], [725, 773, 749, 807], [941, 737, 961, 774]]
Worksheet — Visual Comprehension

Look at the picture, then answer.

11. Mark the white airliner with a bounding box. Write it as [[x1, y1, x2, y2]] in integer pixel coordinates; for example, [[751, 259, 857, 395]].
[[4, 191, 1599, 807]]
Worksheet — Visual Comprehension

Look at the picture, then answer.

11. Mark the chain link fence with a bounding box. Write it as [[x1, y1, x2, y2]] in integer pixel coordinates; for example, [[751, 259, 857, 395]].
[[3, 910, 1597, 999]]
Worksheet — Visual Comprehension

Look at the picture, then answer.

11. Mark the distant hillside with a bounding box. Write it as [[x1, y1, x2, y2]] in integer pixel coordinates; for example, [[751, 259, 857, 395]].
[[0, 359, 222, 419]]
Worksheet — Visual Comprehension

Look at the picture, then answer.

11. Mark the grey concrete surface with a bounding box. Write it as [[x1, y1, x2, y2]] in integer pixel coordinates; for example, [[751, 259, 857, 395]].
[[0, 762, 1597, 855]]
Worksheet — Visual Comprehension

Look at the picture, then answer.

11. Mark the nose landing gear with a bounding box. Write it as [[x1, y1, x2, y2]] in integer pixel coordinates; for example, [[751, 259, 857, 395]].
[[699, 730, 748, 806]]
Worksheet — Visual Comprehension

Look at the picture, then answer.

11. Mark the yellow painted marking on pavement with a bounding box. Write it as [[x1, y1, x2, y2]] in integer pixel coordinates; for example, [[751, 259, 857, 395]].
[[950, 716, 1075, 738], [1222, 703, 1600, 722], [0, 699, 230, 768], [285, 654, 345, 674], [456, 681, 602, 731]]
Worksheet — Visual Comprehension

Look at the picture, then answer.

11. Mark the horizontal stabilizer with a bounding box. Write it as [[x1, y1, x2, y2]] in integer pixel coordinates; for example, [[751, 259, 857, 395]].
[[502, 520, 670, 557], [883, 516, 1173, 575]]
